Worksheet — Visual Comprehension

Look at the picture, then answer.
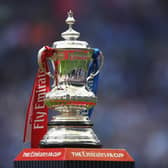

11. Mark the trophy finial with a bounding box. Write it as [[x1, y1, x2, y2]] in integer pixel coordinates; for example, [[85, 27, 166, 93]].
[[61, 10, 80, 40], [67, 10, 73, 19], [65, 10, 75, 28]]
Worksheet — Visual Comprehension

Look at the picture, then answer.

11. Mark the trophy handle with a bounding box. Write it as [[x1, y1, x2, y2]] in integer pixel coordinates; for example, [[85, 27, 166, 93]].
[[86, 50, 104, 82], [37, 46, 55, 79]]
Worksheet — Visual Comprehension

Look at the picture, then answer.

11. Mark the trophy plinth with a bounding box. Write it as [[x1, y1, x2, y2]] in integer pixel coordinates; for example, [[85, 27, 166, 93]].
[[14, 148, 135, 168]]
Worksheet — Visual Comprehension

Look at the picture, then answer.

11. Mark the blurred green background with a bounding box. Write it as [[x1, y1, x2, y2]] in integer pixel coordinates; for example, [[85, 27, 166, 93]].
[[0, 0, 168, 168]]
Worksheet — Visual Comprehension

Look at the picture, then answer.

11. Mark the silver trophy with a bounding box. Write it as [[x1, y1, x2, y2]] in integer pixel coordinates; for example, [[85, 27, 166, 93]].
[[38, 10, 104, 148]]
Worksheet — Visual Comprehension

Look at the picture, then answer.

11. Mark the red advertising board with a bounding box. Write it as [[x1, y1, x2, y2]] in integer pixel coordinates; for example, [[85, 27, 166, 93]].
[[15, 148, 134, 162]]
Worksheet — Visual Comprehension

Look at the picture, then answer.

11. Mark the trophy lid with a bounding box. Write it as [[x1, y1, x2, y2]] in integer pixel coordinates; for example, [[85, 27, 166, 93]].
[[53, 10, 89, 49]]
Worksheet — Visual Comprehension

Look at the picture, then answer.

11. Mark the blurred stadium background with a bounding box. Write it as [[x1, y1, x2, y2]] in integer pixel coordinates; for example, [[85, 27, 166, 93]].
[[0, 0, 168, 168]]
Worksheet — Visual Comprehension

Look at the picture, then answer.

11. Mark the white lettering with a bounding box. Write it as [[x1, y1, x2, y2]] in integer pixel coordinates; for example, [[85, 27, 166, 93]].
[[35, 103, 45, 109], [33, 112, 47, 129], [23, 152, 62, 157], [36, 112, 47, 119], [33, 122, 44, 129], [71, 152, 82, 157], [71, 151, 125, 158], [36, 92, 46, 103]]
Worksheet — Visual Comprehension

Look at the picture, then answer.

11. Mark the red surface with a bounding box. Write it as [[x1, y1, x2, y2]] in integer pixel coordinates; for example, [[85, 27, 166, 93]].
[[15, 148, 134, 162]]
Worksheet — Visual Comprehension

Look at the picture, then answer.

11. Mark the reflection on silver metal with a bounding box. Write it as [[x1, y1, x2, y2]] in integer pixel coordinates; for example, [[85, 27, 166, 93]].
[[39, 10, 103, 148], [40, 127, 100, 147]]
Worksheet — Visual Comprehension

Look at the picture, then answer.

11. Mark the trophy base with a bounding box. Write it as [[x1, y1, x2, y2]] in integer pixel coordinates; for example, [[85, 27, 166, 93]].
[[14, 148, 135, 168], [40, 120, 101, 148]]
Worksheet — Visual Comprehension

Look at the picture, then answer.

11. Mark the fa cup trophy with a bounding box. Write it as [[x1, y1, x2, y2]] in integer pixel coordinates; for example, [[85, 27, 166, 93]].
[[38, 10, 103, 148], [14, 10, 135, 168]]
